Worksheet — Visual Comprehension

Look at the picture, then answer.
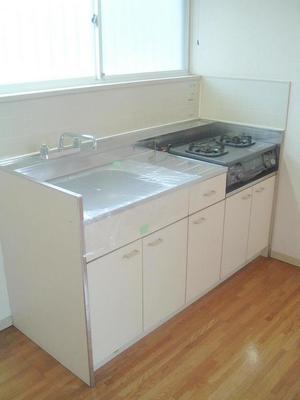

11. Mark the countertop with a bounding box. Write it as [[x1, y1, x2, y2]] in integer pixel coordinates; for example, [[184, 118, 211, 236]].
[[48, 148, 227, 224]]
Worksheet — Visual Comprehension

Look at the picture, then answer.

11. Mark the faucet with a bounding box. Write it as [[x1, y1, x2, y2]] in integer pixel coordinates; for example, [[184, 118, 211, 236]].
[[58, 133, 98, 152]]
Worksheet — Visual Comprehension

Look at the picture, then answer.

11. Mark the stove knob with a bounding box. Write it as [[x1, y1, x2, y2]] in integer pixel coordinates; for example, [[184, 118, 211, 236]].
[[264, 160, 271, 168], [270, 158, 276, 166]]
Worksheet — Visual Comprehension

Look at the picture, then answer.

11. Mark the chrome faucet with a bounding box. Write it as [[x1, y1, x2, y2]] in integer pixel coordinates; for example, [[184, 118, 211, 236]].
[[58, 132, 98, 152]]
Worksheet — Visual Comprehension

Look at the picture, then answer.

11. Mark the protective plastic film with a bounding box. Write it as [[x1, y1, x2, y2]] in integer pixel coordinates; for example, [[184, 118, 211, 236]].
[[5, 142, 226, 263], [49, 146, 225, 224], [46, 145, 226, 263]]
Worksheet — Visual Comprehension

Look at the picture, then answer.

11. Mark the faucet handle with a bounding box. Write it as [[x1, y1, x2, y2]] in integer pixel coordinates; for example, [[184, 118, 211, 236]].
[[40, 144, 49, 160], [72, 137, 81, 149]]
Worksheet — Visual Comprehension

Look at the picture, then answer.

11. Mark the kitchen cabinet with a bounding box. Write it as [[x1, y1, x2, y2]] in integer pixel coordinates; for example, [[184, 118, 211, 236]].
[[2, 153, 276, 386], [186, 201, 225, 303], [221, 187, 252, 277], [143, 219, 188, 331], [247, 176, 275, 260], [221, 176, 276, 278], [88, 240, 143, 367]]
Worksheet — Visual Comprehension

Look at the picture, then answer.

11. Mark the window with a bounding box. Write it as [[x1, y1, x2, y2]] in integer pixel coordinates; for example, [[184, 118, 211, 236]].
[[100, 0, 187, 77], [0, 0, 189, 94], [0, 0, 96, 86]]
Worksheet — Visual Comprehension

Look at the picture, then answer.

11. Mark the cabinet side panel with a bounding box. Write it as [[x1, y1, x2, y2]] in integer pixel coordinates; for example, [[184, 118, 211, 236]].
[[0, 171, 91, 385]]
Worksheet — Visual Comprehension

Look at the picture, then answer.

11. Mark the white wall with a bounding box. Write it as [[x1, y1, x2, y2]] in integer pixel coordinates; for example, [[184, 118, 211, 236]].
[[0, 78, 199, 159], [0, 78, 200, 327], [199, 76, 290, 129], [191, 0, 300, 264]]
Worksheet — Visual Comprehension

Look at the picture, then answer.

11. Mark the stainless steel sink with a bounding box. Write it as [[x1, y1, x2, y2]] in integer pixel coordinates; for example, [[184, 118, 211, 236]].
[[49, 166, 167, 217], [1, 146, 224, 222]]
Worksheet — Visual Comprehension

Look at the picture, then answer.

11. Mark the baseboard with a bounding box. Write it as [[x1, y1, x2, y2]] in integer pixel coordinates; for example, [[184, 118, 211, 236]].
[[0, 316, 13, 331], [271, 251, 300, 267]]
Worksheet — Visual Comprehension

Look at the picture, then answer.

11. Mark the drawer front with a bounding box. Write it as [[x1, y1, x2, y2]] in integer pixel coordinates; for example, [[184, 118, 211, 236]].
[[84, 188, 189, 262], [189, 173, 226, 214]]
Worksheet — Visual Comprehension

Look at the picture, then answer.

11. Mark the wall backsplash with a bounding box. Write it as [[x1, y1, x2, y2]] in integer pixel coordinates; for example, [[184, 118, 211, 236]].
[[0, 78, 200, 159]]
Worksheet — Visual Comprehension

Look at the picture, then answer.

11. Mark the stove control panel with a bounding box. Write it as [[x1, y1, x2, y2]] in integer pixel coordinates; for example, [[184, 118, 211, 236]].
[[227, 148, 278, 191]]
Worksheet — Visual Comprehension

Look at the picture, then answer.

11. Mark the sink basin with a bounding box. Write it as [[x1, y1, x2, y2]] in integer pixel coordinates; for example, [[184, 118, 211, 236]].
[[2, 147, 225, 222], [49, 164, 168, 219]]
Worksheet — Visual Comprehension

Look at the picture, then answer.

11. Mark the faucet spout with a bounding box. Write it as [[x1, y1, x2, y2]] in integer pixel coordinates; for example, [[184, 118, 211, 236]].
[[58, 132, 98, 152]]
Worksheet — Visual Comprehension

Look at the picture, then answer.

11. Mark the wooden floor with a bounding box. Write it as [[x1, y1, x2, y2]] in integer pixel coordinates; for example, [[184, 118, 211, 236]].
[[1, 257, 300, 400]]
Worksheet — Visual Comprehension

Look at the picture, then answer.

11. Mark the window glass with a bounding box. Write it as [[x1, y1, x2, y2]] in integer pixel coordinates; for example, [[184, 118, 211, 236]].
[[0, 0, 96, 85], [100, 0, 187, 76]]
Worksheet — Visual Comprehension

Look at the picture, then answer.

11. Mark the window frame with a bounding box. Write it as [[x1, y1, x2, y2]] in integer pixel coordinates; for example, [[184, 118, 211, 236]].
[[0, 0, 191, 96]]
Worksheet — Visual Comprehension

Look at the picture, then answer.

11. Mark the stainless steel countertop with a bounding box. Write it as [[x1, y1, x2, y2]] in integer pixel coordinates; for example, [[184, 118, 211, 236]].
[[0, 118, 230, 224], [48, 148, 227, 223]]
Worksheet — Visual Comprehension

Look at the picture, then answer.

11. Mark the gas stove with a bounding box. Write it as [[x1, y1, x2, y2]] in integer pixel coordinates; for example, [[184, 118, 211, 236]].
[[168, 134, 279, 192], [185, 134, 256, 158]]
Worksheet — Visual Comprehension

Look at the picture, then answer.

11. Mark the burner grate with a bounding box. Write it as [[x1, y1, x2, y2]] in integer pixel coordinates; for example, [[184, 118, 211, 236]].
[[220, 134, 256, 148], [186, 141, 228, 157]]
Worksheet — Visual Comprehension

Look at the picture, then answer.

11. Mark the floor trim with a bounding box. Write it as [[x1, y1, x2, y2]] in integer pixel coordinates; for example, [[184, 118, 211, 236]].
[[271, 251, 300, 267], [0, 316, 13, 331]]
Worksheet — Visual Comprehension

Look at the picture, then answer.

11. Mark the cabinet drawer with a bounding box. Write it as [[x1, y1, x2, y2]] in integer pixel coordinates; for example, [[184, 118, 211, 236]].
[[189, 173, 226, 214], [84, 188, 189, 262]]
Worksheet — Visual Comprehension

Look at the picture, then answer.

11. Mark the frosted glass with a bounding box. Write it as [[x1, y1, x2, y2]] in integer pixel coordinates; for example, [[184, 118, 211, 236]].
[[101, 0, 187, 76], [0, 0, 96, 85]]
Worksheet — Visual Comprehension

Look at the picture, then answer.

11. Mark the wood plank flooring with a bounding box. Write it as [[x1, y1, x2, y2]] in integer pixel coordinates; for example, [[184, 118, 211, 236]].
[[1, 257, 300, 400]]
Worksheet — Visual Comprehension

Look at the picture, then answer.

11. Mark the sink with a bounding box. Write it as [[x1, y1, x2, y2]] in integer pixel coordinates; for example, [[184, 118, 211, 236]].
[[5, 149, 215, 222], [48, 164, 168, 219]]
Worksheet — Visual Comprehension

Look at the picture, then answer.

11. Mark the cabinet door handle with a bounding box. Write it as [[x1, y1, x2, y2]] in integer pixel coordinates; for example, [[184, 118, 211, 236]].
[[255, 187, 265, 193], [147, 238, 163, 247], [123, 249, 140, 260], [203, 189, 216, 197], [193, 217, 206, 225], [241, 194, 252, 200]]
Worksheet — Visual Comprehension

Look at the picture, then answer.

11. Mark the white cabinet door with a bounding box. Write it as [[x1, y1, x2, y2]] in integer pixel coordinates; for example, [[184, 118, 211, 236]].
[[186, 201, 225, 303], [221, 188, 252, 278], [247, 176, 275, 260], [88, 240, 143, 367], [143, 219, 188, 331]]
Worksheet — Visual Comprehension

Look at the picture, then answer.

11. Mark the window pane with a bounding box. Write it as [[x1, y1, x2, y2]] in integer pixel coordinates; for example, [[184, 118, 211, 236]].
[[0, 0, 96, 85], [101, 0, 187, 76]]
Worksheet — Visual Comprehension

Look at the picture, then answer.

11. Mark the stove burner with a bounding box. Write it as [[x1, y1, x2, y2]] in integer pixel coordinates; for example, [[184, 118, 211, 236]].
[[186, 141, 228, 157], [221, 134, 256, 148]]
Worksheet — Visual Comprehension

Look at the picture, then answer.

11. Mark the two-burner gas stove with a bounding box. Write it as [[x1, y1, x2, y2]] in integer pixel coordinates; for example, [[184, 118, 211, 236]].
[[168, 133, 279, 193]]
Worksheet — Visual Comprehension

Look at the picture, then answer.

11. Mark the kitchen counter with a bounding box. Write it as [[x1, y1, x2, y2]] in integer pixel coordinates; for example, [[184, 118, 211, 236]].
[[0, 118, 278, 388], [1, 144, 226, 224], [48, 148, 227, 223]]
